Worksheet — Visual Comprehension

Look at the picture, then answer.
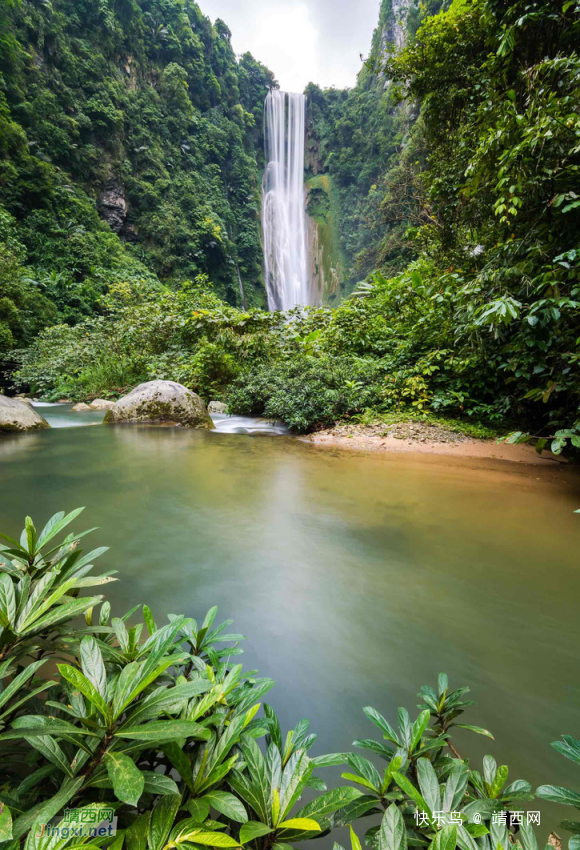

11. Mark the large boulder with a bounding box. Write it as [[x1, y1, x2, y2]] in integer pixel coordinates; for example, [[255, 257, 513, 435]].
[[104, 381, 214, 429], [208, 400, 228, 414], [0, 396, 50, 432]]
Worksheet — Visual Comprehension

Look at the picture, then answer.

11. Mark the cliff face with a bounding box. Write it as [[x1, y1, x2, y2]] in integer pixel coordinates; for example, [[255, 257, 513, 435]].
[[0, 0, 274, 307], [303, 0, 443, 301]]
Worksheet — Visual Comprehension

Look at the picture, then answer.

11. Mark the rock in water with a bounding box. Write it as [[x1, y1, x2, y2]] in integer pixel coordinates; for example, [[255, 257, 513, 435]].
[[89, 399, 115, 410], [208, 400, 228, 414], [72, 402, 92, 411], [0, 396, 50, 432], [104, 381, 214, 429]]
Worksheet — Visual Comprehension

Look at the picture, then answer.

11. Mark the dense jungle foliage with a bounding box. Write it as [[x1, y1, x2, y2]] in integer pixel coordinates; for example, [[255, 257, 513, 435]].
[[3, 0, 580, 447], [0, 507, 579, 850], [0, 0, 274, 367]]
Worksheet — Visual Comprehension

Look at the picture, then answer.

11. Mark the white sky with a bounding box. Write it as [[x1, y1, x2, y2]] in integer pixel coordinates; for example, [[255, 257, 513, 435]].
[[197, 0, 381, 92]]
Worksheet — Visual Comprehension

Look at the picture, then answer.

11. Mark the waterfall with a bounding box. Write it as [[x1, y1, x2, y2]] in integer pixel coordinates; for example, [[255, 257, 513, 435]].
[[262, 90, 310, 311]]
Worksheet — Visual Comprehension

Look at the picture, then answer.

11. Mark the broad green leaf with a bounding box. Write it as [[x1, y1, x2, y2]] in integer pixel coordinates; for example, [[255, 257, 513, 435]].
[[12, 777, 84, 839], [37, 508, 85, 548], [363, 706, 400, 744], [187, 799, 211, 822], [0, 802, 13, 842], [417, 758, 440, 812], [378, 804, 407, 850], [105, 752, 145, 807], [142, 772, 180, 796], [58, 663, 109, 719], [392, 771, 433, 821], [80, 635, 107, 698], [0, 574, 16, 627], [349, 826, 362, 850], [116, 720, 211, 742], [277, 818, 321, 832], [181, 831, 240, 847], [202, 791, 248, 823], [455, 724, 494, 739], [296, 787, 362, 820], [410, 711, 431, 751], [239, 822, 274, 844], [148, 794, 181, 850], [536, 784, 580, 807], [430, 824, 456, 850]]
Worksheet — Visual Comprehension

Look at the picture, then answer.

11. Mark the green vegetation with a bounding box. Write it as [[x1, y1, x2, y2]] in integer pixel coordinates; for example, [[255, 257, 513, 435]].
[[3, 0, 580, 448], [0, 507, 575, 850], [0, 0, 274, 373]]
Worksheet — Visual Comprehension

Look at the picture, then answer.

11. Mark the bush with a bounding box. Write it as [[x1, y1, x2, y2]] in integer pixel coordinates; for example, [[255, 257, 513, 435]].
[[0, 508, 568, 850], [227, 355, 386, 432]]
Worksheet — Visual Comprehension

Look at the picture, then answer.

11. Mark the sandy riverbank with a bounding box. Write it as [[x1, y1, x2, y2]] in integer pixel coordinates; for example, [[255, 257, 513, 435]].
[[305, 420, 563, 465]]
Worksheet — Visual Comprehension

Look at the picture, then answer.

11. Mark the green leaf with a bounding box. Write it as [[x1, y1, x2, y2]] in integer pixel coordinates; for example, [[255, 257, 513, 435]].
[[116, 720, 211, 742], [142, 772, 180, 796], [410, 710, 431, 751], [105, 752, 145, 807], [187, 799, 211, 822], [277, 818, 321, 832], [296, 787, 363, 820], [58, 663, 109, 719], [182, 831, 240, 847], [12, 777, 84, 839], [431, 825, 456, 850], [80, 635, 107, 697], [143, 605, 156, 636], [202, 791, 248, 823], [0, 574, 16, 628], [0, 802, 13, 841], [148, 794, 181, 850], [536, 785, 580, 807], [392, 771, 432, 821], [239, 822, 274, 844], [378, 804, 407, 850], [455, 725, 494, 739]]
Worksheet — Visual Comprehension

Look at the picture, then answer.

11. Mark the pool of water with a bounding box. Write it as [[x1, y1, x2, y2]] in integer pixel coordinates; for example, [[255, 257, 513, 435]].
[[1, 422, 579, 833]]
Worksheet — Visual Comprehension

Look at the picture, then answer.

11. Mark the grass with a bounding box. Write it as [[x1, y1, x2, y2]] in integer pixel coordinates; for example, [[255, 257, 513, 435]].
[[348, 408, 506, 440]]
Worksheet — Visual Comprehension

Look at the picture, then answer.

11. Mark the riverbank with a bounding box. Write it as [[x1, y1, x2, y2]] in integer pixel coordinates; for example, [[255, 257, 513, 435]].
[[306, 419, 561, 465]]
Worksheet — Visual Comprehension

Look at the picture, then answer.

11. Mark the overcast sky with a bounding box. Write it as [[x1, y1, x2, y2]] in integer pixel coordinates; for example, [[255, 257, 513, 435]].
[[197, 0, 381, 92]]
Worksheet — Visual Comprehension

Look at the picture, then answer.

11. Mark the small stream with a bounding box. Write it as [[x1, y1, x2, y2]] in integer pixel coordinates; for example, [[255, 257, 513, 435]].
[[33, 403, 288, 435]]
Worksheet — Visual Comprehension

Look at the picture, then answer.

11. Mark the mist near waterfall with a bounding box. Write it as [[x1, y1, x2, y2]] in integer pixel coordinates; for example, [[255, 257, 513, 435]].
[[262, 90, 310, 311]]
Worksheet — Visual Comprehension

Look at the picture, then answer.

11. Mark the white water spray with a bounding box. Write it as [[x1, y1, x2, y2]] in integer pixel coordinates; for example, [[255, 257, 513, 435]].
[[262, 90, 310, 311]]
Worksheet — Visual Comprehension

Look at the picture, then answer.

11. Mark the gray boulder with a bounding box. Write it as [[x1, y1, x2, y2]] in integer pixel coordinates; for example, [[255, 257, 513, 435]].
[[72, 402, 92, 411], [89, 399, 115, 410], [104, 381, 214, 429], [208, 400, 228, 414], [0, 396, 50, 432]]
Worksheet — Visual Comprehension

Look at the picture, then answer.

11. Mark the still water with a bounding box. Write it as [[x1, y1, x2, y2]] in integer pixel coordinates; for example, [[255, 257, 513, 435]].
[[1, 416, 579, 832]]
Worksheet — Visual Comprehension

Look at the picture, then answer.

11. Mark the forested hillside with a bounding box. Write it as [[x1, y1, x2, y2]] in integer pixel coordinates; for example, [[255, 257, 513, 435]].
[[0, 0, 273, 362], [3, 0, 580, 449]]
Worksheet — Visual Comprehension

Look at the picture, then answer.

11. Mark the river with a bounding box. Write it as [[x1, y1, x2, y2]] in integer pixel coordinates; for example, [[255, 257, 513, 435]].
[[1, 406, 579, 834]]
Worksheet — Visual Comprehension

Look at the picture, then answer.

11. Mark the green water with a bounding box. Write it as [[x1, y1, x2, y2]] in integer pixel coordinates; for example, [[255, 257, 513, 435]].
[[1, 423, 580, 832]]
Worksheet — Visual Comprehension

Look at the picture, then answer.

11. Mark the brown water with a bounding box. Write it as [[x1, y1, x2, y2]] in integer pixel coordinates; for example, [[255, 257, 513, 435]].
[[1, 423, 579, 833]]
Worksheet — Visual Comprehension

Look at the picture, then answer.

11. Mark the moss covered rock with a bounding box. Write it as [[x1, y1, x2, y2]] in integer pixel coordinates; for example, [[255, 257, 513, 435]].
[[0, 396, 50, 432], [104, 381, 214, 429]]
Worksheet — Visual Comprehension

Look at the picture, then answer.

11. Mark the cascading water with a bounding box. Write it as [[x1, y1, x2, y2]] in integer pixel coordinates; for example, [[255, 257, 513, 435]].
[[262, 90, 310, 311]]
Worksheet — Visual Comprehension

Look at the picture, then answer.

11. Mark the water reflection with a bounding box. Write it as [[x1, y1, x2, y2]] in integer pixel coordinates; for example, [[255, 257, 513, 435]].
[[0, 424, 579, 833]]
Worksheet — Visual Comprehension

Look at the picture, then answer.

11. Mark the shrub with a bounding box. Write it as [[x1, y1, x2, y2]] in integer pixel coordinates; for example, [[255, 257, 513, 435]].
[[226, 355, 386, 432]]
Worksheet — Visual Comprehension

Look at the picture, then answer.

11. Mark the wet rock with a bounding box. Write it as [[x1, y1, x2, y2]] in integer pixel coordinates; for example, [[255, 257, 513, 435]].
[[98, 180, 128, 233], [73, 402, 92, 411], [0, 396, 50, 432], [208, 400, 228, 414], [104, 380, 214, 429], [89, 399, 115, 410]]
